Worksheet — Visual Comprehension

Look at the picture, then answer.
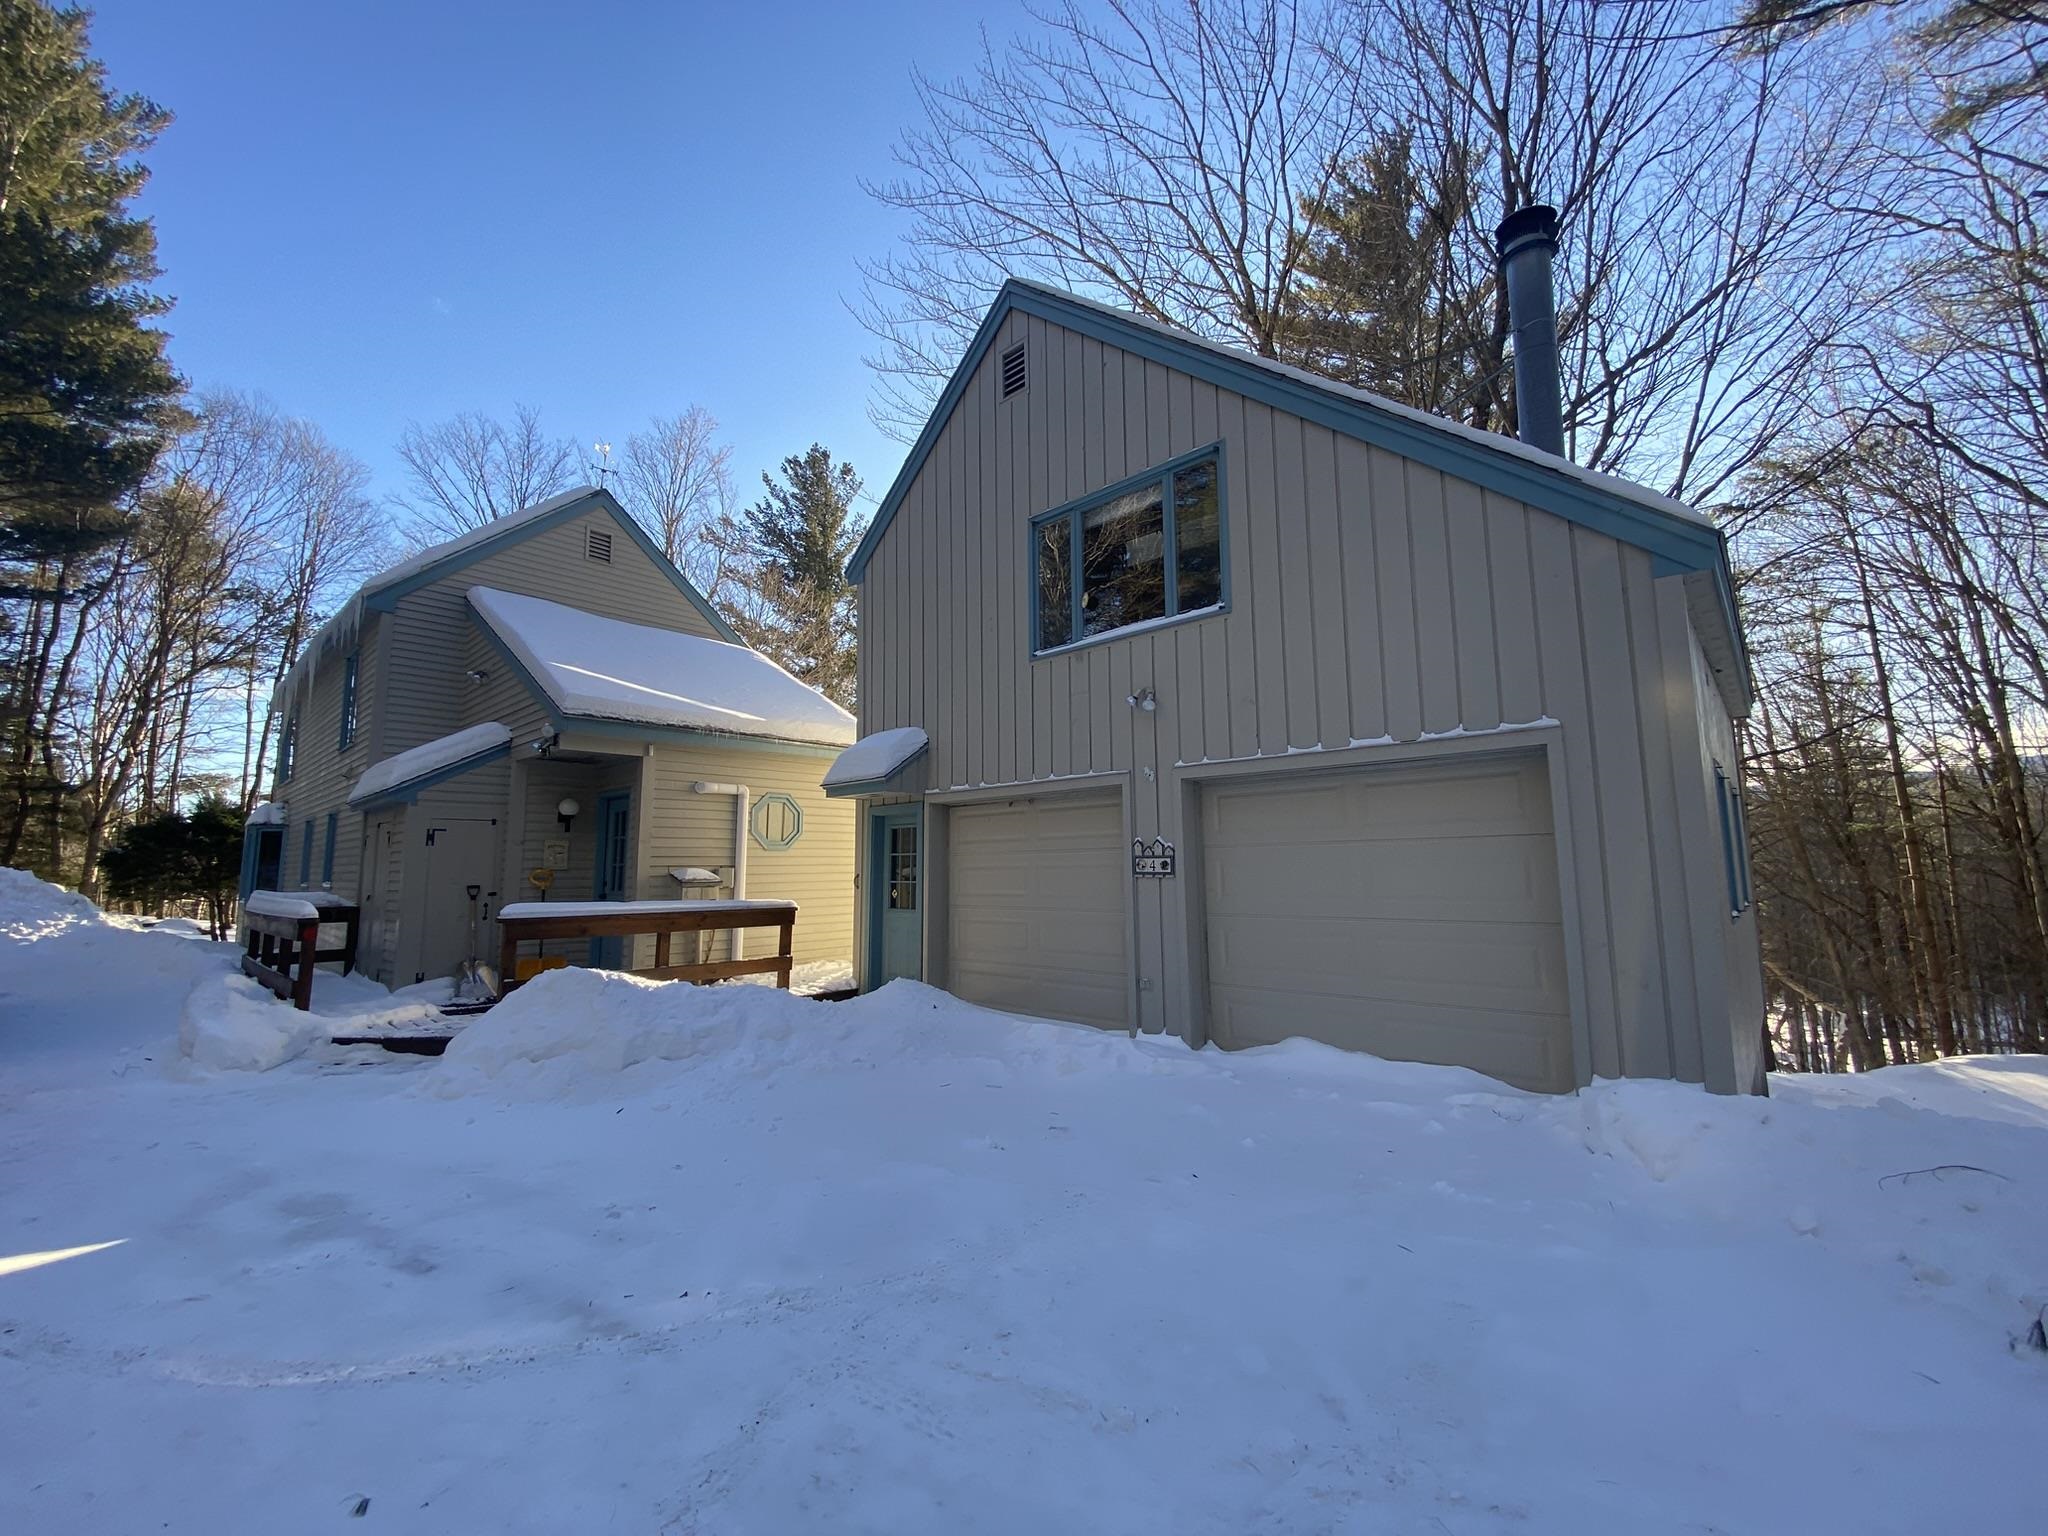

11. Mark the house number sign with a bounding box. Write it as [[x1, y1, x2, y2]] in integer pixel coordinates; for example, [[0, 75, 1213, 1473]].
[[1132, 837, 1177, 878]]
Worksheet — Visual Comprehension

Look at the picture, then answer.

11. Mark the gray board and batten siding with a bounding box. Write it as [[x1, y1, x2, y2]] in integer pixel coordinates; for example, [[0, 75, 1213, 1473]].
[[848, 282, 1764, 1095]]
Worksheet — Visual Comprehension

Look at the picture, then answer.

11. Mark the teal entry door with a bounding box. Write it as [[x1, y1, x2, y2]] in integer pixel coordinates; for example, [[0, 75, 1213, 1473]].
[[591, 790, 632, 968], [867, 806, 923, 989]]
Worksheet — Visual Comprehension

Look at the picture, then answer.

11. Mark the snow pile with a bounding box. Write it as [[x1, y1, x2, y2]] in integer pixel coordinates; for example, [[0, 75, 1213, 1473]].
[[822, 725, 929, 789], [468, 585, 856, 745], [349, 721, 511, 806], [0, 866, 107, 942], [8, 905, 2048, 1532], [177, 972, 328, 1072], [435, 971, 1174, 1099]]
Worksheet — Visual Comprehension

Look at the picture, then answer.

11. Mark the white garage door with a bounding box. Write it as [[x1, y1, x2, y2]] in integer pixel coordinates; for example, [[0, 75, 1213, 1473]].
[[1201, 753, 1574, 1092], [947, 791, 1128, 1030]]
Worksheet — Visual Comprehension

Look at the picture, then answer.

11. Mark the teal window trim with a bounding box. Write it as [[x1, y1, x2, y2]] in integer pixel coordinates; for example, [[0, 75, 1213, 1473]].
[[749, 792, 805, 851], [320, 812, 338, 886], [1714, 765, 1743, 919], [1730, 778, 1753, 912], [299, 819, 315, 888], [337, 653, 359, 750], [1029, 441, 1228, 656]]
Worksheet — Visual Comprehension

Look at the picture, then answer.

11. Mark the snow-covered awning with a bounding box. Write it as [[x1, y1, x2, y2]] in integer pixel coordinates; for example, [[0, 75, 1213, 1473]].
[[348, 722, 513, 807], [246, 801, 286, 826], [468, 586, 855, 748], [822, 726, 929, 796]]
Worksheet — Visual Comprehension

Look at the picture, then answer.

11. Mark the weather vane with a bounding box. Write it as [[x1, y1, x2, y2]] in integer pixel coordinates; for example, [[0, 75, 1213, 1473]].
[[592, 439, 614, 487]]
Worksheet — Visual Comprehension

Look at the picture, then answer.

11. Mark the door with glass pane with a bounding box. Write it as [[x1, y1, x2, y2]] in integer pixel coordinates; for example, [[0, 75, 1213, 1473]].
[[868, 806, 923, 988], [591, 790, 631, 968]]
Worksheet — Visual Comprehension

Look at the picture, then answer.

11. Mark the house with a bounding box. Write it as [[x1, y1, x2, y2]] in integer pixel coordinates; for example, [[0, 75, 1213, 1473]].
[[826, 211, 1765, 1095], [242, 487, 857, 989]]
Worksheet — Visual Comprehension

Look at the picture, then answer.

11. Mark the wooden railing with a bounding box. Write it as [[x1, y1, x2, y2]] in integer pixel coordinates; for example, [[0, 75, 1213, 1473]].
[[241, 893, 361, 1011], [495, 898, 798, 995]]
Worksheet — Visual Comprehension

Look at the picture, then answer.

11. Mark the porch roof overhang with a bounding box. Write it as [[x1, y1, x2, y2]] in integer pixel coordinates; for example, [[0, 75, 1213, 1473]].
[[822, 726, 930, 798], [347, 722, 513, 809]]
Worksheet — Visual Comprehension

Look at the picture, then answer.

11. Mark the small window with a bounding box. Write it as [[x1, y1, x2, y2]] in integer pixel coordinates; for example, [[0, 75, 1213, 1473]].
[[887, 823, 918, 910], [320, 812, 338, 885], [1715, 765, 1751, 918], [1032, 446, 1225, 652], [337, 652, 359, 750], [279, 713, 297, 781], [586, 526, 613, 563], [749, 792, 804, 851], [1731, 781, 1753, 911], [1000, 342, 1027, 398]]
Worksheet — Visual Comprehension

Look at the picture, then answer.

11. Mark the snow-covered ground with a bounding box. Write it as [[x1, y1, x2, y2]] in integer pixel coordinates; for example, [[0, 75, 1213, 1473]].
[[1, 869, 2040, 1533]]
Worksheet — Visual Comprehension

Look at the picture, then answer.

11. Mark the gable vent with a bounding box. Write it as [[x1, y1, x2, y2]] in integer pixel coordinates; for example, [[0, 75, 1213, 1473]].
[[585, 526, 613, 563], [1000, 342, 1027, 398]]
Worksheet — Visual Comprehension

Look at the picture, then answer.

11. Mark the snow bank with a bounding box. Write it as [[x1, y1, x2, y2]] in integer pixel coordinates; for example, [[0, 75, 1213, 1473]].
[[0, 866, 107, 941], [177, 973, 328, 1072], [433, 971, 1175, 1098]]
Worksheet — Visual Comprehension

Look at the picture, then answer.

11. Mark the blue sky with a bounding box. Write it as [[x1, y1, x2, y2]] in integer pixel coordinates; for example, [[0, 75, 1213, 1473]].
[[87, 0, 1002, 521]]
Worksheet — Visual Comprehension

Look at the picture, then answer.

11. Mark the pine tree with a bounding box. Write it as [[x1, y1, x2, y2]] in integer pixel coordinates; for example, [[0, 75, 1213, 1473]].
[[0, 0, 182, 561], [712, 446, 864, 708], [1285, 131, 1497, 427], [98, 792, 244, 937]]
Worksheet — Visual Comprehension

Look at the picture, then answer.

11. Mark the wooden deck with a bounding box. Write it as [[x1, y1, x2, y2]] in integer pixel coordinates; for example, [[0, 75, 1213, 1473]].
[[495, 899, 800, 994]]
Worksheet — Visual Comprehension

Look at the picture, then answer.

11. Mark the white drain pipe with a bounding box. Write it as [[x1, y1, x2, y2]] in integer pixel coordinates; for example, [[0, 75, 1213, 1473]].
[[692, 781, 749, 961]]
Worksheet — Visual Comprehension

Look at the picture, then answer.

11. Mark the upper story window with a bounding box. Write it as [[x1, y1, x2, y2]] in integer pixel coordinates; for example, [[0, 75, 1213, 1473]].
[[1032, 445, 1224, 653], [1715, 765, 1753, 918], [337, 652, 359, 750], [279, 713, 297, 781]]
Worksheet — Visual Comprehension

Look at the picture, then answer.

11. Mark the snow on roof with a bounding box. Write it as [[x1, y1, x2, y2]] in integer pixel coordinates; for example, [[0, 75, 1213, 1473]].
[[1003, 279, 1715, 532], [468, 586, 856, 747], [348, 722, 512, 806], [246, 802, 286, 826], [823, 726, 930, 789]]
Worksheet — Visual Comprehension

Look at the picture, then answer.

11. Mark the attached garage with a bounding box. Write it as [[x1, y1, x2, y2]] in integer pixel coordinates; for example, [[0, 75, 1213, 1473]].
[[946, 790, 1129, 1029], [1199, 753, 1575, 1093]]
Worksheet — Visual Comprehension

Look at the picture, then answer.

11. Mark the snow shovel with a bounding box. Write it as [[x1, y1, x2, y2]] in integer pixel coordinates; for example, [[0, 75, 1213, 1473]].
[[455, 884, 499, 1003]]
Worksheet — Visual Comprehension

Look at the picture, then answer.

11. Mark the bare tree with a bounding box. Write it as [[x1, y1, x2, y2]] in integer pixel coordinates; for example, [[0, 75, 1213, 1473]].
[[393, 404, 576, 544], [859, 0, 1374, 436], [615, 407, 736, 600]]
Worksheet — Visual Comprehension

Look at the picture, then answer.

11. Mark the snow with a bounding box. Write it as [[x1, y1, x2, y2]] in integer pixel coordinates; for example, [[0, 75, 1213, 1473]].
[[246, 800, 285, 825], [4, 874, 2044, 1534], [468, 585, 856, 746], [178, 972, 329, 1070], [822, 725, 929, 788], [497, 897, 796, 920], [348, 721, 512, 806], [668, 865, 724, 885], [242, 890, 324, 921]]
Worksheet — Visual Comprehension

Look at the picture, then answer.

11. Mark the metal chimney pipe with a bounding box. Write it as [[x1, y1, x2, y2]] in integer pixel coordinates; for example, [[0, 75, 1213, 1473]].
[[1494, 204, 1565, 459]]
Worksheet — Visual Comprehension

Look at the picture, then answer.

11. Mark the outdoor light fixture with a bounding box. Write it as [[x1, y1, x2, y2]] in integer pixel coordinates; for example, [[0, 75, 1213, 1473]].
[[557, 797, 580, 834]]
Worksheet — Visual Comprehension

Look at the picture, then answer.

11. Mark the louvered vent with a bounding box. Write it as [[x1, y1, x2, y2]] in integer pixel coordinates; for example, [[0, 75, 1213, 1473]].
[[585, 526, 613, 563], [1000, 342, 1027, 398]]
